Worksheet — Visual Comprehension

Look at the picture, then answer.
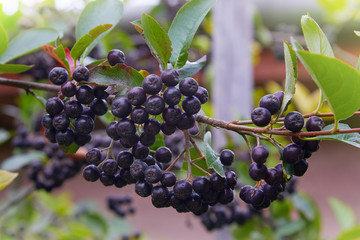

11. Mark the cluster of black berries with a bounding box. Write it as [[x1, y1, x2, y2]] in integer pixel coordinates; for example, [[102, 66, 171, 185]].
[[42, 64, 109, 147], [251, 91, 284, 127], [107, 195, 135, 217]]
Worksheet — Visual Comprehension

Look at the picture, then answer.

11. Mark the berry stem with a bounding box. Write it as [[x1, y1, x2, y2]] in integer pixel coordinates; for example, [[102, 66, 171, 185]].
[[190, 162, 211, 176], [189, 137, 205, 159], [162, 149, 185, 173], [0, 77, 60, 92], [191, 156, 206, 163], [184, 130, 192, 181], [240, 134, 252, 156]]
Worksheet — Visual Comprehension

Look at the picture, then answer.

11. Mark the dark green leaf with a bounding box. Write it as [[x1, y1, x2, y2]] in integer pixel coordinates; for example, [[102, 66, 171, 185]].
[[141, 13, 172, 69], [71, 24, 112, 61], [203, 132, 224, 177], [182, 147, 208, 177], [76, 0, 124, 58], [329, 197, 356, 231], [54, 45, 70, 70], [168, 0, 216, 69], [0, 28, 59, 63], [297, 50, 360, 121], [0, 24, 8, 56], [150, 134, 165, 151], [178, 55, 206, 79], [316, 123, 360, 149], [88, 64, 144, 87], [0, 64, 32, 74], [59, 142, 80, 154], [1, 151, 46, 171], [301, 14, 334, 57]]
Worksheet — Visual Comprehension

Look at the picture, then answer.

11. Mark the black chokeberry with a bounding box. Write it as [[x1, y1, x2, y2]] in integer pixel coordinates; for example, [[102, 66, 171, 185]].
[[145, 95, 165, 115], [127, 87, 146, 106], [210, 173, 226, 192], [45, 128, 56, 143], [283, 143, 304, 164], [151, 185, 169, 208], [130, 160, 148, 180], [265, 168, 283, 185], [185, 193, 202, 212], [132, 143, 149, 159], [163, 87, 181, 106], [219, 149, 234, 166], [251, 145, 269, 164], [162, 106, 182, 125], [144, 165, 163, 183], [195, 86, 209, 104], [251, 107, 271, 127], [248, 162, 268, 181], [106, 121, 121, 140], [116, 151, 134, 168], [74, 115, 94, 135], [101, 159, 118, 175], [135, 180, 153, 197], [142, 74, 162, 95], [82, 107, 95, 119], [83, 165, 100, 182], [250, 189, 265, 207], [161, 172, 177, 187], [143, 155, 156, 166], [72, 66, 89, 82], [179, 77, 198, 96], [131, 107, 149, 124], [293, 158, 308, 176], [86, 148, 102, 165], [239, 185, 254, 204], [76, 85, 94, 104], [100, 172, 114, 186], [161, 69, 179, 87], [259, 94, 281, 115], [49, 67, 68, 85], [155, 147, 172, 163], [139, 132, 156, 147], [174, 180, 192, 200], [116, 119, 136, 138], [182, 96, 201, 115], [304, 140, 320, 152], [75, 133, 92, 146], [284, 111, 304, 132], [161, 122, 177, 135], [46, 97, 64, 116], [225, 171, 238, 189], [64, 100, 83, 119], [93, 86, 109, 99], [90, 98, 108, 116], [218, 188, 234, 204], [52, 114, 70, 132], [192, 177, 211, 195], [107, 49, 125, 66], [144, 118, 161, 136], [42, 114, 53, 129], [61, 81, 76, 97], [121, 134, 139, 147], [55, 128, 74, 146], [305, 116, 325, 132], [111, 97, 132, 118], [177, 113, 195, 130], [274, 91, 284, 105]]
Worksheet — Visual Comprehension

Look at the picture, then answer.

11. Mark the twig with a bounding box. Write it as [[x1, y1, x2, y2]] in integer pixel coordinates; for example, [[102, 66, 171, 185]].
[[184, 130, 192, 180], [0, 185, 35, 216], [189, 137, 205, 158], [163, 149, 185, 173], [191, 162, 211, 176], [0, 77, 60, 92]]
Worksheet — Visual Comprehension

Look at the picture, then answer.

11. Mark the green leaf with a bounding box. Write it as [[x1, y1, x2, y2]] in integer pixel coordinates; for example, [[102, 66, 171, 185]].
[[301, 14, 334, 57], [337, 226, 360, 240], [0, 24, 8, 56], [204, 132, 225, 177], [54, 45, 70, 70], [182, 147, 208, 177], [168, 0, 216, 69], [141, 13, 172, 69], [178, 55, 206, 79], [275, 220, 306, 238], [0, 64, 32, 74], [290, 37, 304, 51], [71, 24, 112, 61], [357, 56, 360, 72], [0, 28, 59, 63], [316, 123, 360, 148], [292, 193, 315, 220], [329, 197, 356, 231], [278, 42, 297, 118], [76, 0, 123, 58], [0, 170, 18, 191], [130, 19, 143, 34], [150, 134, 165, 151], [88, 64, 144, 87], [297, 50, 360, 121], [1, 151, 46, 171], [59, 142, 80, 154]]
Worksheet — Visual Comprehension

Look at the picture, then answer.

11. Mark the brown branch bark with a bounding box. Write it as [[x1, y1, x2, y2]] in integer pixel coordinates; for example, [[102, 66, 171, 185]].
[[0, 77, 60, 92]]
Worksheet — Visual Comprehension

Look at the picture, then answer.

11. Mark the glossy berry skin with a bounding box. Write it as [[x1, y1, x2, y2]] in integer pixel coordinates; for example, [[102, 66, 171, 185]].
[[163, 87, 181, 106], [161, 122, 177, 135], [225, 171, 238, 189], [116, 119, 136, 138], [111, 97, 132, 118], [127, 87, 146, 106], [135, 180, 153, 197], [293, 159, 308, 176], [259, 94, 281, 115], [142, 74, 162, 95], [64, 100, 83, 119], [284, 111, 304, 132], [155, 147, 172, 163], [93, 86, 109, 99], [218, 188, 234, 204], [82, 107, 95, 119], [121, 134, 139, 147], [151, 185, 169, 208], [49, 67, 68, 85], [283, 143, 304, 164], [177, 113, 195, 130], [101, 159, 118, 175], [251, 107, 271, 127], [179, 78, 198, 96], [192, 177, 211, 195], [145, 95, 165, 115], [274, 91, 284, 105], [74, 115, 94, 135], [46, 97, 64, 116], [75, 133, 91, 146], [86, 148, 102, 165], [248, 163, 268, 181], [174, 180, 192, 200], [265, 168, 283, 185], [162, 106, 182, 125], [107, 49, 125, 66], [55, 128, 74, 146], [139, 132, 156, 147], [252, 145, 269, 164], [132, 143, 149, 159], [182, 96, 201, 115], [210, 173, 227, 192], [143, 155, 156, 166], [161, 172, 177, 187], [83, 165, 100, 182], [195, 86, 209, 104], [305, 116, 325, 132], [251, 189, 265, 206], [76, 85, 94, 104], [185, 193, 202, 212], [304, 140, 320, 152], [90, 98, 108, 116], [219, 149, 234, 166], [263, 184, 280, 200], [41, 114, 53, 129], [161, 69, 179, 87], [52, 114, 70, 132], [116, 151, 134, 168], [144, 118, 161, 136], [144, 165, 163, 183], [61, 81, 76, 97], [131, 107, 149, 124], [106, 121, 120, 140], [72, 66, 89, 82], [45, 128, 56, 143], [100, 172, 114, 186], [130, 160, 148, 180], [239, 185, 254, 204]]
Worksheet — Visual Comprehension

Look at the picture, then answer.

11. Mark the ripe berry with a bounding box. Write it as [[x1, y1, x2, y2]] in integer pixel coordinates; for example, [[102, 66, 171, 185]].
[[90, 98, 108, 116], [251, 145, 269, 164], [139, 132, 156, 147], [76, 85, 94, 104], [46, 97, 64, 116], [49, 67, 68, 85], [182, 96, 201, 115], [284, 111, 304, 132], [263, 184, 280, 200], [130, 160, 148, 180], [72, 66, 89, 82], [144, 165, 163, 183], [142, 74, 162, 95], [155, 147, 172, 163], [45, 128, 56, 143], [145, 95, 165, 115], [143, 155, 156, 166], [130, 107, 149, 124], [132, 143, 149, 159], [92, 86, 108, 99], [52, 114, 70, 132], [265, 168, 283, 185], [107, 49, 125, 66], [251, 107, 271, 127], [116, 151, 134, 168], [185, 193, 202, 212], [225, 171, 238, 189], [61, 81, 76, 97], [305, 116, 325, 132], [219, 149, 234, 166], [174, 180, 192, 200], [55, 128, 74, 146], [274, 91, 284, 105], [250, 189, 265, 206], [116, 119, 136, 138], [83, 165, 100, 182], [195, 86, 209, 104], [114, 174, 127, 188], [179, 78, 198, 96], [86, 148, 102, 165], [144, 118, 161, 136], [119, 168, 137, 184], [74, 115, 94, 135], [304, 140, 320, 152], [121, 134, 139, 147], [293, 158, 308, 176], [192, 177, 211, 195], [106, 121, 121, 140], [64, 100, 83, 119], [161, 69, 179, 87], [151, 185, 169, 208], [111, 97, 132, 118], [161, 122, 177, 135], [41, 114, 53, 129], [259, 94, 281, 115], [82, 107, 95, 119], [127, 87, 146, 106], [163, 87, 181, 106], [218, 188, 234, 204], [135, 180, 153, 197], [283, 143, 304, 164], [239, 185, 254, 204], [161, 172, 177, 187], [177, 113, 195, 130], [100, 172, 114, 186], [101, 159, 118, 175], [248, 162, 268, 181], [162, 106, 182, 125], [210, 173, 226, 192]]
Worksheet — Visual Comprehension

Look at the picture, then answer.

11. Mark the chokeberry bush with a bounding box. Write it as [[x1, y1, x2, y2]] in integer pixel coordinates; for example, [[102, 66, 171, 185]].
[[1, 0, 360, 239]]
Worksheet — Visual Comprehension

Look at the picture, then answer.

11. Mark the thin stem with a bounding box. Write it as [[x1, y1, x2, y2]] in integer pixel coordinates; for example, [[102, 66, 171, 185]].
[[163, 149, 185, 173], [191, 162, 211, 176], [189, 137, 205, 158], [191, 156, 206, 163], [98, 140, 115, 167], [0, 77, 60, 92], [256, 136, 261, 146], [184, 130, 192, 181], [0, 185, 35, 216], [241, 134, 252, 156]]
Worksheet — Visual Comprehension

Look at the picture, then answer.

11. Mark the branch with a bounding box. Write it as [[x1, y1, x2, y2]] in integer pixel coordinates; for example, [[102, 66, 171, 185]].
[[0, 77, 60, 92]]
